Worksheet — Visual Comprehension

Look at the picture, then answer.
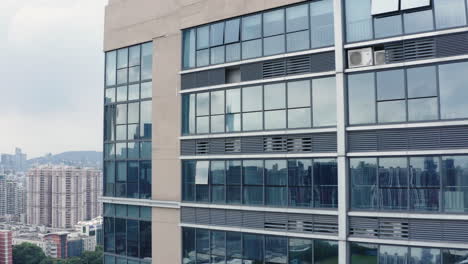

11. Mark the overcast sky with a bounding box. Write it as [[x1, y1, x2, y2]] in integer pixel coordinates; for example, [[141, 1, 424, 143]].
[[0, 0, 106, 158]]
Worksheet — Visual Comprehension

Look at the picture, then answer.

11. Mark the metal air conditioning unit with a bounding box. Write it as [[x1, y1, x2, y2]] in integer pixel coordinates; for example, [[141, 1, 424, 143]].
[[374, 50, 386, 65], [348, 47, 373, 68]]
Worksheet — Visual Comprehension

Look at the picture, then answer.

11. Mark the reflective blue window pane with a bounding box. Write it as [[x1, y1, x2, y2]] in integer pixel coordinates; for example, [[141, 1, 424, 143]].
[[442, 249, 468, 264], [225, 19, 240, 44], [182, 94, 196, 135], [196, 49, 209, 67], [116, 125, 126, 141], [265, 236, 287, 263], [242, 39, 262, 59], [226, 114, 241, 132], [408, 98, 438, 121], [286, 4, 309, 32], [227, 160, 242, 185], [265, 110, 286, 130], [182, 228, 196, 264], [227, 232, 242, 258], [127, 219, 139, 257], [196, 229, 210, 254], [116, 143, 127, 160], [286, 30, 310, 52], [196, 93, 209, 116], [140, 161, 151, 199], [139, 221, 151, 259], [242, 234, 264, 261], [404, 9, 434, 34], [263, 9, 285, 37], [242, 15, 261, 41], [374, 15, 402, 39], [312, 77, 336, 127], [314, 159, 338, 208], [210, 90, 224, 115], [377, 69, 405, 100], [226, 43, 241, 62], [348, 73, 376, 125], [211, 186, 225, 204], [227, 186, 241, 204], [128, 84, 139, 101], [105, 162, 115, 196], [114, 218, 126, 255], [197, 26, 209, 49], [140, 101, 152, 138], [265, 83, 286, 110], [345, 0, 373, 42], [243, 160, 263, 185], [442, 156, 468, 213], [128, 102, 139, 123], [210, 46, 225, 65], [378, 100, 406, 123], [243, 186, 263, 205], [434, 0, 467, 29], [288, 108, 311, 128], [127, 124, 138, 140], [140, 142, 151, 159], [314, 240, 338, 264], [351, 158, 378, 209], [310, 0, 334, 48], [242, 112, 263, 131], [129, 66, 140, 83], [210, 22, 224, 47], [182, 161, 196, 201], [289, 239, 312, 263], [264, 35, 285, 56], [117, 69, 128, 85], [105, 88, 116, 104], [183, 29, 196, 69], [379, 245, 408, 263], [410, 247, 440, 264], [266, 187, 288, 206], [141, 43, 152, 80], [210, 161, 225, 185], [351, 242, 378, 264], [410, 157, 440, 211], [439, 61, 468, 119], [380, 158, 409, 210], [116, 86, 127, 102], [289, 187, 312, 207], [265, 160, 287, 186], [106, 51, 117, 86], [288, 159, 312, 186], [407, 66, 437, 98], [211, 231, 226, 256]]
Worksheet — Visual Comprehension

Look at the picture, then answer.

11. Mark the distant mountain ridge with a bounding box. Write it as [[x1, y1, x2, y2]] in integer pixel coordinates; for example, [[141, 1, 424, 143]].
[[27, 151, 102, 169]]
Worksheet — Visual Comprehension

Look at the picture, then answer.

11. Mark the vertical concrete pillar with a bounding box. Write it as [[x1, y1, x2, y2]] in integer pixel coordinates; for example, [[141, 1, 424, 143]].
[[334, 0, 349, 263]]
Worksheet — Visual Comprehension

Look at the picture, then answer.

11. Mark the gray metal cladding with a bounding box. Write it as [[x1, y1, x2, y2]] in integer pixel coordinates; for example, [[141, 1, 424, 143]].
[[349, 216, 468, 243], [180, 207, 338, 235], [240, 63, 263, 81], [348, 126, 468, 152], [180, 52, 336, 90], [381, 31, 468, 64], [180, 133, 337, 156]]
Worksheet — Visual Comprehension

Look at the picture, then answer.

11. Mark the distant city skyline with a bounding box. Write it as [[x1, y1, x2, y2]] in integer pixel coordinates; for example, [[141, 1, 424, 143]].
[[0, 0, 106, 158]]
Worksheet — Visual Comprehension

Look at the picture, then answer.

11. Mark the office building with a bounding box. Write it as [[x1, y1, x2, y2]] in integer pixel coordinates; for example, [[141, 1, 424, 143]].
[[102, 0, 468, 263], [0, 231, 12, 264], [27, 166, 102, 229]]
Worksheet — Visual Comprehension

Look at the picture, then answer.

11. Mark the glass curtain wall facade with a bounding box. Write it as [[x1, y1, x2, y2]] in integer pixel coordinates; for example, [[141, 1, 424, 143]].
[[178, 0, 468, 262], [103, 42, 153, 263]]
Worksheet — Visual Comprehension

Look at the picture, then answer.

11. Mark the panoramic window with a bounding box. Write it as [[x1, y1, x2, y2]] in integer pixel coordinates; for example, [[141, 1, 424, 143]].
[[181, 1, 334, 69], [104, 42, 153, 199], [182, 159, 337, 208], [182, 76, 336, 135], [351, 155, 468, 212], [347, 61, 468, 125], [182, 228, 338, 264]]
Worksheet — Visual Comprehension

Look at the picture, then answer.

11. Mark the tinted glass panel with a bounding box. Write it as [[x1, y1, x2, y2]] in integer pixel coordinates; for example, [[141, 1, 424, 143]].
[[197, 26, 209, 49], [310, 0, 334, 48], [345, 0, 372, 42], [210, 46, 225, 65], [439, 61, 468, 119], [106, 51, 117, 86], [196, 49, 209, 67], [242, 15, 262, 40], [243, 160, 263, 185], [265, 110, 286, 130], [225, 19, 240, 43], [263, 9, 285, 37], [351, 242, 378, 264], [226, 43, 241, 62], [314, 240, 338, 264], [286, 4, 309, 32], [351, 158, 378, 209], [408, 98, 438, 121], [264, 35, 285, 56], [374, 15, 402, 39], [288, 108, 311, 128], [378, 100, 406, 123], [210, 22, 224, 47], [183, 29, 196, 69], [407, 66, 437, 98], [289, 239, 312, 263], [379, 245, 408, 263], [442, 156, 468, 213], [312, 77, 336, 127], [226, 89, 241, 113], [404, 10, 434, 34], [243, 112, 263, 131], [265, 236, 287, 263], [434, 0, 467, 29], [348, 73, 376, 125], [242, 86, 262, 112], [286, 30, 310, 52], [226, 114, 241, 132], [264, 83, 286, 110], [288, 80, 311, 108], [410, 247, 440, 264], [243, 234, 263, 261], [442, 249, 468, 264], [377, 69, 405, 100], [242, 39, 262, 59]]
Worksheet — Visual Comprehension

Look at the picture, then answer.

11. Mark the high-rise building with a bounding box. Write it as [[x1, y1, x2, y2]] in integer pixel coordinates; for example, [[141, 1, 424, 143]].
[[0, 231, 12, 264], [102, 0, 468, 263], [27, 167, 102, 229]]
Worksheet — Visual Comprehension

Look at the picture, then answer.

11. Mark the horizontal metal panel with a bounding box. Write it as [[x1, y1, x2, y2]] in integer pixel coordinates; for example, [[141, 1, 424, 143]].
[[181, 207, 338, 235], [181, 133, 337, 156], [348, 126, 468, 152]]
